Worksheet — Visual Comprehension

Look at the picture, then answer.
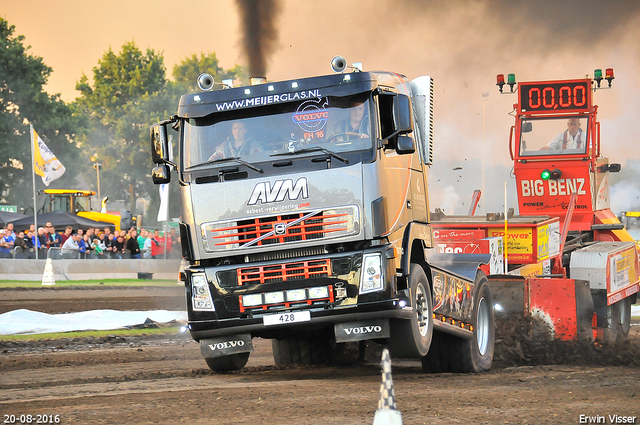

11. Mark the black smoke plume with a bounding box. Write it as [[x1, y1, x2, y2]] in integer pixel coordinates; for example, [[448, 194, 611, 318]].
[[235, 0, 283, 78]]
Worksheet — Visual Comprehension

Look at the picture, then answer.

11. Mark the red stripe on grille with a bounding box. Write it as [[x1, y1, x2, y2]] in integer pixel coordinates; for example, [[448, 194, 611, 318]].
[[237, 259, 331, 285], [210, 212, 348, 247]]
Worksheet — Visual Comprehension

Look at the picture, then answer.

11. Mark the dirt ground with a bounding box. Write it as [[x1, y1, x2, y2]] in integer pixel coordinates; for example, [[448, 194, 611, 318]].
[[1, 287, 639, 424]]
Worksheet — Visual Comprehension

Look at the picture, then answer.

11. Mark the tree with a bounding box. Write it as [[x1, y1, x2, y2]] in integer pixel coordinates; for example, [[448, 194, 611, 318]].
[[0, 18, 79, 211], [73, 41, 167, 216], [173, 52, 247, 92]]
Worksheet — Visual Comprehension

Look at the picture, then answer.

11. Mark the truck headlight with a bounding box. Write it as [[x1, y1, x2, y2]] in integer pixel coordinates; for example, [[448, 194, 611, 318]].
[[360, 253, 384, 294], [264, 291, 285, 304], [308, 286, 329, 299], [242, 293, 263, 307], [191, 273, 215, 311], [286, 289, 307, 301]]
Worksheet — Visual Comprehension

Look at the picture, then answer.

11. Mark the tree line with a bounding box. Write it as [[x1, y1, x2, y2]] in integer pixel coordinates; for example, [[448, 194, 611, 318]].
[[0, 17, 246, 225]]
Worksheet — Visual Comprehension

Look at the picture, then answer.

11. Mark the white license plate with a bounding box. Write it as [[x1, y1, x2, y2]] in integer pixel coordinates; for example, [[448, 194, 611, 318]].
[[263, 311, 311, 326]]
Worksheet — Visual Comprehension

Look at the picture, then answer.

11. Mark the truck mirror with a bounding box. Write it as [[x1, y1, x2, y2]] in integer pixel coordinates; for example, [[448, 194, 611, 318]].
[[152, 164, 171, 185], [151, 123, 170, 164], [394, 94, 413, 134], [522, 121, 532, 133], [379, 93, 414, 143], [396, 135, 415, 155]]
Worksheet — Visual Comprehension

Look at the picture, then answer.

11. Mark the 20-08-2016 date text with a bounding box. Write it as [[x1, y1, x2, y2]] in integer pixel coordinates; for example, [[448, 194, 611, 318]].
[[3, 414, 60, 424]]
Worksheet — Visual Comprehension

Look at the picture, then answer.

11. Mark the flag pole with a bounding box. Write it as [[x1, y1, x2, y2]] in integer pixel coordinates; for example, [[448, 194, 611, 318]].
[[30, 124, 39, 260]]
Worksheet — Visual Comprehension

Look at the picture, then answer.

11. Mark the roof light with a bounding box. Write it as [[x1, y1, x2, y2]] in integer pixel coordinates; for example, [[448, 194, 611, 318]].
[[496, 74, 505, 93], [267, 85, 275, 92], [605, 68, 615, 87], [507, 74, 516, 92], [291, 82, 299, 88], [244, 88, 251, 95], [594, 69, 603, 88], [343, 74, 351, 82]]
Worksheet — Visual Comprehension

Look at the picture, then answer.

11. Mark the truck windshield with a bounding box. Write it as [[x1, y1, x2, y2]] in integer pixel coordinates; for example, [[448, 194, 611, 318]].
[[518, 116, 589, 157], [183, 93, 373, 169]]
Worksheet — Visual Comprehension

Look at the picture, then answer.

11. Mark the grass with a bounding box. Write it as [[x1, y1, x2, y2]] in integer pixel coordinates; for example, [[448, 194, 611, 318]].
[[0, 326, 184, 341], [0, 279, 181, 288]]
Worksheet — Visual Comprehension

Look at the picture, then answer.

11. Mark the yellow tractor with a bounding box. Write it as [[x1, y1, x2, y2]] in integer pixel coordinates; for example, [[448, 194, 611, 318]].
[[41, 189, 133, 232]]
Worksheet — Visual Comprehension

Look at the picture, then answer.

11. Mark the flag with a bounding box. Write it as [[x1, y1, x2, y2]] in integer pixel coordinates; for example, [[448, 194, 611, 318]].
[[157, 183, 169, 222], [32, 127, 66, 186]]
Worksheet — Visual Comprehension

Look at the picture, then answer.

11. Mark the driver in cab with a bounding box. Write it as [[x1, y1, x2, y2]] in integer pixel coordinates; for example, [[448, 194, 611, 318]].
[[330, 100, 370, 143], [209, 121, 261, 160], [541, 118, 586, 151]]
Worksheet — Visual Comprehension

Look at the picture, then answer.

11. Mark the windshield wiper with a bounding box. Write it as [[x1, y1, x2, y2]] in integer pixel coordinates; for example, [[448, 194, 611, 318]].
[[271, 147, 349, 164], [187, 157, 263, 173]]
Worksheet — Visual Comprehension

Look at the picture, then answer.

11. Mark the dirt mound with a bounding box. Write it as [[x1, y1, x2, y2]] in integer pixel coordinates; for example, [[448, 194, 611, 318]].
[[494, 314, 640, 368]]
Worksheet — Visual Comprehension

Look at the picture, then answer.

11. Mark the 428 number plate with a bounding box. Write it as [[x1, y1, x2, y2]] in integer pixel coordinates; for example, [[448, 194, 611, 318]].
[[263, 311, 311, 326]]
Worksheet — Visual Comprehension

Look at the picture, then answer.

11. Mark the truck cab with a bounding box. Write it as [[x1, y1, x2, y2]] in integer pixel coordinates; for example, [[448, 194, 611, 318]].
[[151, 64, 494, 373]]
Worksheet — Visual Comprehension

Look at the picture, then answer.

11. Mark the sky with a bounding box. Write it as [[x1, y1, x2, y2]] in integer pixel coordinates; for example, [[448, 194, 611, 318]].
[[2, 0, 640, 214]]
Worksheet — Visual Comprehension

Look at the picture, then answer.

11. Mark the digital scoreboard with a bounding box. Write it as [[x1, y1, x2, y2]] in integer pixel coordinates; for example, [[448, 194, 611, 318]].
[[519, 80, 591, 113]]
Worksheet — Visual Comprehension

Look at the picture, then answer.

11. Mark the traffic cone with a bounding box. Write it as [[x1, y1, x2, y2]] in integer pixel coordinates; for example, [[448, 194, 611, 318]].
[[372, 348, 403, 425], [41, 258, 55, 286]]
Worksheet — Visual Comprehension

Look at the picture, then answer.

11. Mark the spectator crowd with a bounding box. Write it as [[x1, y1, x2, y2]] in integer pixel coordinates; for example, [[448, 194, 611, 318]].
[[0, 222, 181, 260]]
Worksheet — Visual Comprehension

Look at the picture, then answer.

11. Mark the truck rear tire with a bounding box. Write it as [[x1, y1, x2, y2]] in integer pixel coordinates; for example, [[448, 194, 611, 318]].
[[603, 297, 631, 344], [271, 337, 327, 365], [389, 263, 433, 358], [204, 352, 250, 372], [421, 275, 494, 373]]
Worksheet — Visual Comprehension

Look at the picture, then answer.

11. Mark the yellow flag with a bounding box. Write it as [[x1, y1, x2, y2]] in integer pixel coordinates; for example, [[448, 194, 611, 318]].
[[33, 128, 66, 186]]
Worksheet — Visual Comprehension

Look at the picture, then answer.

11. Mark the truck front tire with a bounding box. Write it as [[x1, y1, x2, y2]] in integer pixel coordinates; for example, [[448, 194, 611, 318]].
[[204, 352, 250, 372], [389, 263, 433, 358]]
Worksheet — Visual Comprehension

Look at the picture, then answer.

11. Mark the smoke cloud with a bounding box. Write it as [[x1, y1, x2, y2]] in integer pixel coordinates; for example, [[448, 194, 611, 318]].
[[235, 0, 283, 78]]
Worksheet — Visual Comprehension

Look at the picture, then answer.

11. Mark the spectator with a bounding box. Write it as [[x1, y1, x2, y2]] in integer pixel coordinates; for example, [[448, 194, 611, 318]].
[[82, 234, 92, 258], [137, 228, 147, 250], [28, 224, 36, 236], [1, 228, 15, 258], [126, 228, 141, 259], [91, 238, 105, 258], [143, 234, 153, 259], [111, 235, 125, 259], [61, 233, 80, 258], [23, 230, 36, 259], [150, 229, 164, 259], [14, 230, 28, 258], [47, 224, 62, 248], [6, 222, 16, 238], [77, 233, 87, 258], [60, 226, 73, 245], [36, 227, 47, 257]]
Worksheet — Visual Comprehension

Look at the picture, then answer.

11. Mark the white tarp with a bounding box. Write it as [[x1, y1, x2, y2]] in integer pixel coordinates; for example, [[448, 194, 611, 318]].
[[0, 309, 187, 335]]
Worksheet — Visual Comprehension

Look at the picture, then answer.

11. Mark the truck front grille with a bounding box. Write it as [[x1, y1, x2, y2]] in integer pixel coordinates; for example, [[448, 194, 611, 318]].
[[201, 206, 359, 253], [237, 259, 331, 285]]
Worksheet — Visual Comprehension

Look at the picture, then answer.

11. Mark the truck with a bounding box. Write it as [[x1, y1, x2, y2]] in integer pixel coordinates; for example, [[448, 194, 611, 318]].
[[150, 57, 495, 373], [431, 70, 639, 345]]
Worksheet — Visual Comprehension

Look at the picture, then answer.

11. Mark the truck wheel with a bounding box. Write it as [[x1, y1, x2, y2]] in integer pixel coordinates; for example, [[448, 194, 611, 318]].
[[603, 297, 631, 344], [420, 331, 455, 373], [389, 263, 433, 358], [204, 352, 250, 372], [271, 337, 326, 365], [458, 277, 495, 372]]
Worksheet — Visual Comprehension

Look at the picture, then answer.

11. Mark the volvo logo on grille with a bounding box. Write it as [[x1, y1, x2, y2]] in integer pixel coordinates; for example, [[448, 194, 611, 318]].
[[274, 223, 287, 235]]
